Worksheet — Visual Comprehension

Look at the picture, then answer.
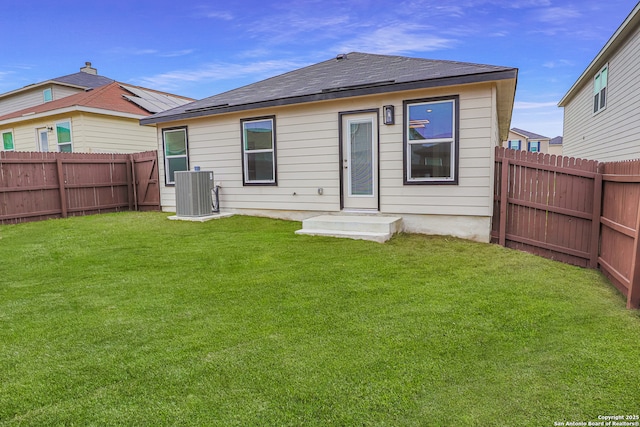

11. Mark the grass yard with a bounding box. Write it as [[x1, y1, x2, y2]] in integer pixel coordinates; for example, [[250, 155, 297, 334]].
[[1, 212, 639, 426]]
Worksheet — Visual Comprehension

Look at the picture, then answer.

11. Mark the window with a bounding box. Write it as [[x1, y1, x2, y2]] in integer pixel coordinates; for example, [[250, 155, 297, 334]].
[[43, 88, 53, 103], [2, 130, 14, 151], [404, 96, 458, 184], [241, 117, 276, 185], [163, 127, 188, 185], [56, 120, 73, 152], [528, 141, 540, 153], [594, 64, 608, 114], [508, 140, 521, 150]]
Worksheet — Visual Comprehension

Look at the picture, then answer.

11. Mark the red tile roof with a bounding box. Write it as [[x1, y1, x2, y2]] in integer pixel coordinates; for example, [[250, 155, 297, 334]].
[[0, 82, 153, 122]]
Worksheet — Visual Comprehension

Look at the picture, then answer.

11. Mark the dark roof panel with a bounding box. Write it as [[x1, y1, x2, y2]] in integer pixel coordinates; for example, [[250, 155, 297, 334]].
[[511, 127, 550, 140], [52, 72, 114, 88], [142, 52, 517, 124]]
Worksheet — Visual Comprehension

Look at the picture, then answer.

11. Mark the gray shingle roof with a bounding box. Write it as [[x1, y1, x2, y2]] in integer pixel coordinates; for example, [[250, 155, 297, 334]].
[[141, 52, 517, 125], [511, 128, 550, 140], [52, 71, 114, 88], [550, 136, 563, 145]]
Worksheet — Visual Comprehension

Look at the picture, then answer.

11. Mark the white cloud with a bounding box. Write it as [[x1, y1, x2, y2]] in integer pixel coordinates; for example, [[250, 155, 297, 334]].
[[251, 14, 352, 45], [107, 47, 194, 58], [534, 6, 581, 24], [192, 5, 234, 20], [107, 47, 159, 56], [159, 49, 195, 58], [336, 24, 457, 55], [134, 59, 307, 91], [542, 59, 574, 68], [203, 11, 233, 20], [514, 101, 560, 109]]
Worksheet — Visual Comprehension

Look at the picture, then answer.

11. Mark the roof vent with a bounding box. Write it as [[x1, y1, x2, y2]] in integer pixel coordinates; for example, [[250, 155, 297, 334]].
[[336, 53, 348, 61], [80, 61, 97, 75]]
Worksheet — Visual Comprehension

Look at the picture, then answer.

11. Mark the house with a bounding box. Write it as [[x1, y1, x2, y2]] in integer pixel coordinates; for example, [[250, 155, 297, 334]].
[[141, 52, 518, 242], [503, 128, 552, 154], [549, 136, 563, 156], [558, 3, 640, 161], [0, 63, 193, 153], [0, 62, 113, 117]]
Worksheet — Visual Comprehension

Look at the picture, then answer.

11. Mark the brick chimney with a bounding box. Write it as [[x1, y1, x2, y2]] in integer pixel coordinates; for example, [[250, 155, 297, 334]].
[[80, 62, 97, 75]]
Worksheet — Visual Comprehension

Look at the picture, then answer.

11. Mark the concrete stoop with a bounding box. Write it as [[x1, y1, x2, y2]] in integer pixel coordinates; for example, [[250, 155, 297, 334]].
[[295, 215, 403, 243]]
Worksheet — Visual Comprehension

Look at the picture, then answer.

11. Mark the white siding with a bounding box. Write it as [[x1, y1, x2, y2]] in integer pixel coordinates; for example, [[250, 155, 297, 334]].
[[0, 84, 84, 116], [72, 113, 157, 153], [6, 112, 156, 153], [158, 82, 501, 240], [563, 24, 640, 161]]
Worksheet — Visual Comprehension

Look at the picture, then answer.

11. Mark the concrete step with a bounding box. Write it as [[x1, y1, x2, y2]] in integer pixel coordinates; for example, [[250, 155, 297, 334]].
[[295, 215, 403, 243]]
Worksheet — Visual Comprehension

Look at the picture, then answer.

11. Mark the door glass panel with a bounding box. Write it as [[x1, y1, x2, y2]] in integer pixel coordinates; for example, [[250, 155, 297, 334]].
[[350, 121, 373, 196], [39, 130, 49, 152]]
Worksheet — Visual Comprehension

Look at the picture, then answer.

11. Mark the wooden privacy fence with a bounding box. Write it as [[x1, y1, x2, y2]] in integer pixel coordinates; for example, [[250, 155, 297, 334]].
[[492, 147, 640, 309], [0, 150, 159, 225]]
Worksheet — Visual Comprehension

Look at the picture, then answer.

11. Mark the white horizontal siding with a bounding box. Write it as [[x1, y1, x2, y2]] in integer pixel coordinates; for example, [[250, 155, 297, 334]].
[[0, 90, 46, 116], [0, 85, 84, 116], [563, 24, 640, 161], [159, 83, 499, 221], [6, 112, 156, 153], [73, 113, 157, 153]]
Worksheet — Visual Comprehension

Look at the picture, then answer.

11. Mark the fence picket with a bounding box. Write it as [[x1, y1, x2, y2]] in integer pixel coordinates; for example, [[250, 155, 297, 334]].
[[0, 151, 159, 224], [492, 147, 640, 309]]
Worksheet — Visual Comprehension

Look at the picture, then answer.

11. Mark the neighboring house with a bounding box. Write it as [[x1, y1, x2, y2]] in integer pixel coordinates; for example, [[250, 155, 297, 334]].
[[549, 136, 563, 156], [558, 3, 640, 161], [0, 63, 193, 153], [503, 128, 552, 154], [141, 52, 517, 242], [0, 62, 113, 117]]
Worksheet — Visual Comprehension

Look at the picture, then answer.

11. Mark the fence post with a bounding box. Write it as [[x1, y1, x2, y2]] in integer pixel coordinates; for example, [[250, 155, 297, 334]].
[[126, 154, 136, 211], [499, 156, 509, 246], [589, 164, 603, 268], [627, 198, 640, 309], [56, 158, 68, 218]]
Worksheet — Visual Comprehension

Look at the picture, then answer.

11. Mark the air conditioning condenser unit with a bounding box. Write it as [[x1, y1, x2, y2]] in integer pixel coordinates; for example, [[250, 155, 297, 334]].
[[175, 171, 214, 217]]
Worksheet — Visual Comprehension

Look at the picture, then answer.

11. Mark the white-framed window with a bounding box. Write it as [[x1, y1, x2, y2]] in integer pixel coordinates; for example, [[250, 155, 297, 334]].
[[404, 96, 458, 184], [594, 64, 608, 114], [528, 141, 540, 153], [162, 127, 188, 185], [508, 140, 521, 150], [2, 129, 14, 151], [56, 120, 73, 152], [241, 116, 276, 185], [43, 88, 53, 103]]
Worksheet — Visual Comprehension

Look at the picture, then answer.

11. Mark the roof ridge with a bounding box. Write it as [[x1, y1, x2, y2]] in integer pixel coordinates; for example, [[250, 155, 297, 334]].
[[142, 51, 517, 125], [511, 127, 550, 139]]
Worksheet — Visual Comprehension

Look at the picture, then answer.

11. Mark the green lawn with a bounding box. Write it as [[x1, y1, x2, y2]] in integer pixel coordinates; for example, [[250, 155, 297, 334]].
[[1, 212, 639, 426]]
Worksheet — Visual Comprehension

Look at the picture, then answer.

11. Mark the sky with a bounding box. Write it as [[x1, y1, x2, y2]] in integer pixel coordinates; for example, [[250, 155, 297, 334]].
[[1, 0, 638, 138]]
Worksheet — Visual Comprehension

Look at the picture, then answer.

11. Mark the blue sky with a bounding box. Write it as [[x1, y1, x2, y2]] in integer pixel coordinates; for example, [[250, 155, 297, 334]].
[[1, 0, 638, 138]]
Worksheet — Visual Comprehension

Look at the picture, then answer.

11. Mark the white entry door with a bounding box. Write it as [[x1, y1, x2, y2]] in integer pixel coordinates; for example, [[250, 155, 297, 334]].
[[342, 112, 378, 210], [37, 128, 49, 152]]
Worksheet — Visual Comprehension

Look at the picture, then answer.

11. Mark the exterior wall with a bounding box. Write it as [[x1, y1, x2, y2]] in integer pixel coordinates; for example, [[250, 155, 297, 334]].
[[2, 112, 156, 153], [0, 84, 84, 116], [562, 23, 640, 160], [157, 82, 502, 241], [71, 113, 157, 153], [502, 130, 551, 153], [548, 144, 563, 156]]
